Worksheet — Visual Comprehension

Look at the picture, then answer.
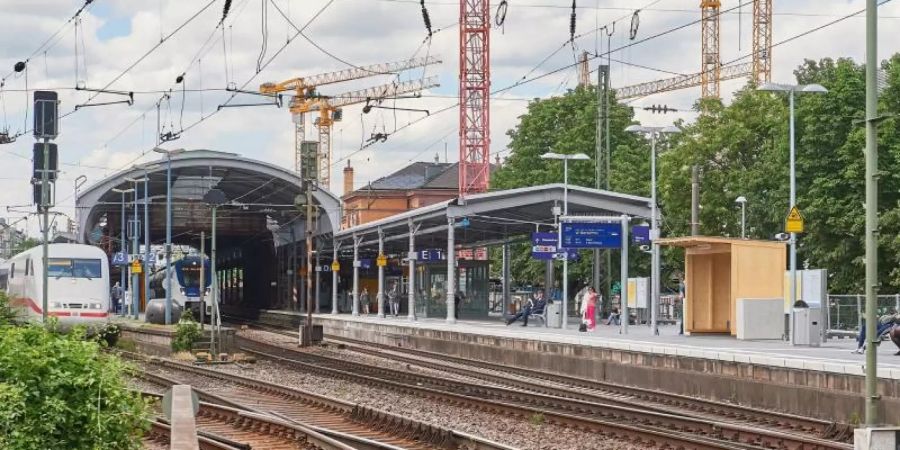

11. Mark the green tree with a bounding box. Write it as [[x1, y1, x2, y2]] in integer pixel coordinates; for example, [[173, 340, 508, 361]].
[[492, 86, 647, 288], [0, 325, 150, 449]]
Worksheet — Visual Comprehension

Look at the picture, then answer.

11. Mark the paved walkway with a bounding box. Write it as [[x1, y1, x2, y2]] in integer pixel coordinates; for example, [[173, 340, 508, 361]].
[[304, 311, 900, 379]]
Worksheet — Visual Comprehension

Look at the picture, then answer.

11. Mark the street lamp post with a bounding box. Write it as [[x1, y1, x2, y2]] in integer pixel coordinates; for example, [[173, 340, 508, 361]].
[[757, 82, 827, 339], [735, 196, 747, 239], [626, 124, 679, 336], [540, 152, 590, 329], [111, 187, 134, 315], [152, 147, 185, 325]]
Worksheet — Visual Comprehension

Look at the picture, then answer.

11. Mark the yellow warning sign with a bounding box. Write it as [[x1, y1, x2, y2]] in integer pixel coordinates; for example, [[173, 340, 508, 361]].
[[331, 261, 340, 272], [785, 206, 805, 233], [130, 259, 142, 274], [376, 254, 387, 267]]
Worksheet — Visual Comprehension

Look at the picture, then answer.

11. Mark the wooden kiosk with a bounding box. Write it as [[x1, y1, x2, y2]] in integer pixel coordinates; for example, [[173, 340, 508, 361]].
[[657, 237, 786, 335]]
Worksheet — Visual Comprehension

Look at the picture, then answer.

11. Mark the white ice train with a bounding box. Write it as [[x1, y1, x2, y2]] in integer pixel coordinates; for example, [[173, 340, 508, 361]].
[[0, 243, 110, 327]]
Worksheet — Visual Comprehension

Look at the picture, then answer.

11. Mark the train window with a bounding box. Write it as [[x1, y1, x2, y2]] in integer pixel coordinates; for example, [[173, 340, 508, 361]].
[[47, 258, 103, 279], [9, 263, 14, 279]]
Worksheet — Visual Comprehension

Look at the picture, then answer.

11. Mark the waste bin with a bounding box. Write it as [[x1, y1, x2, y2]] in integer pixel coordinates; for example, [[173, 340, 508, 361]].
[[545, 301, 562, 328], [792, 304, 823, 347]]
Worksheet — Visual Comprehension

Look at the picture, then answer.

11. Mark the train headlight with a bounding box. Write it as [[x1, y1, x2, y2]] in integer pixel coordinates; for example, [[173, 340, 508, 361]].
[[51, 302, 62, 309], [90, 303, 102, 310]]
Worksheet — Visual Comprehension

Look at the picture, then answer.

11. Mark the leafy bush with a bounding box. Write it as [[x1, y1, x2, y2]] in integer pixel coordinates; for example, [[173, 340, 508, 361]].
[[172, 311, 202, 352], [0, 325, 150, 449], [0, 291, 18, 325], [95, 323, 121, 347]]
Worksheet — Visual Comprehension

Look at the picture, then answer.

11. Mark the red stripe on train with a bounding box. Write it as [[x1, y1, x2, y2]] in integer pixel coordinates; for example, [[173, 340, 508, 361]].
[[9, 297, 108, 318]]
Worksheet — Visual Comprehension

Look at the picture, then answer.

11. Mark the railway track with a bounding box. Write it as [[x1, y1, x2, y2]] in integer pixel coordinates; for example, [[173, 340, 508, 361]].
[[235, 333, 850, 450], [322, 334, 853, 442], [134, 354, 513, 450], [232, 320, 850, 444], [139, 388, 360, 450]]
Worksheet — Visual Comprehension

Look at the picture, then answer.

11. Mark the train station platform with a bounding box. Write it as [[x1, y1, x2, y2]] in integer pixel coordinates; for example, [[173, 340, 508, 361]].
[[257, 310, 900, 425]]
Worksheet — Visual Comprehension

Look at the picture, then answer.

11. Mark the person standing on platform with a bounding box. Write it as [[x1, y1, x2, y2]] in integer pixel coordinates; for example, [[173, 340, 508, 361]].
[[583, 287, 598, 332], [111, 282, 123, 315], [360, 288, 371, 315], [890, 325, 900, 355], [454, 290, 464, 320], [387, 282, 400, 317]]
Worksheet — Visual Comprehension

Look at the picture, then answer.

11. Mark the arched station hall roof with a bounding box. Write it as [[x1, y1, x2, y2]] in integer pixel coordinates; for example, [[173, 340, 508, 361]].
[[76, 150, 340, 248]]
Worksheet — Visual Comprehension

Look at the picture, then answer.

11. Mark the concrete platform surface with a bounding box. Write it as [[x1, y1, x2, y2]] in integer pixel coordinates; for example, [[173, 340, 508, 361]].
[[275, 311, 900, 379]]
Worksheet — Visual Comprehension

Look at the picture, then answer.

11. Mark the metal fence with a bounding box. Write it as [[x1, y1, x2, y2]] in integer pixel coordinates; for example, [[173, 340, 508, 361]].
[[827, 294, 900, 332]]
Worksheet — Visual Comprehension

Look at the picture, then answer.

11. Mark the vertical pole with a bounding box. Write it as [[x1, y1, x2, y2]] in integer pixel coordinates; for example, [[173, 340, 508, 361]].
[[315, 239, 321, 314], [165, 154, 173, 325], [41, 138, 50, 324], [199, 231, 205, 330], [132, 186, 139, 320], [291, 227, 298, 311], [651, 134, 660, 336], [593, 67, 604, 302], [211, 206, 219, 357], [691, 166, 700, 236], [304, 186, 313, 345], [621, 215, 629, 334], [561, 158, 569, 329], [446, 217, 456, 324], [741, 202, 746, 238], [864, 0, 879, 426], [352, 234, 359, 316], [120, 191, 127, 315], [789, 90, 798, 328], [408, 220, 416, 322], [331, 243, 338, 314], [377, 229, 385, 318], [603, 65, 612, 313], [503, 242, 511, 316], [144, 176, 150, 310]]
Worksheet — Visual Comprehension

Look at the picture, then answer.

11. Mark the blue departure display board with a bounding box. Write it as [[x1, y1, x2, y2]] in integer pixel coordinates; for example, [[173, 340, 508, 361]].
[[561, 222, 622, 249]]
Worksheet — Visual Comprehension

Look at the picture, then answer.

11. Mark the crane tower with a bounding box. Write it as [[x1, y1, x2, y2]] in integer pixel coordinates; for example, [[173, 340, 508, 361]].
[[459, 0, 491, 198]]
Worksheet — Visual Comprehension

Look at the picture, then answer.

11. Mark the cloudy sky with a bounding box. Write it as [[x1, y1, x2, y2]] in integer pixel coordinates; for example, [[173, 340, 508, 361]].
[[1, 0, 898, 237]]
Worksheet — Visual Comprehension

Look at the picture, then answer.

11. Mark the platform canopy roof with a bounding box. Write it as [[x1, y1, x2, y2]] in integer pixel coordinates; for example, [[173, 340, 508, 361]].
[[329, 184, 652, 254], [76, 149, 340, 248]]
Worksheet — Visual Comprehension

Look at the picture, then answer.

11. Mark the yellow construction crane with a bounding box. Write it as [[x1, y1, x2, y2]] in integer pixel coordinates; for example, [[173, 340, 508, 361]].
[[261, 57, 441, 187], [290, 76, 439, 187], [615, 0, 772, 101]]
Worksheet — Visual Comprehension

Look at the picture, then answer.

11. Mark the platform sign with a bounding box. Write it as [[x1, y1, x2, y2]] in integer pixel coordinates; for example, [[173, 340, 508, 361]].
[[111, 252, 128, 266], [531, 233, 577, 260], [418, 249, 445, 261], [561, 222, 621, 249], [376, 254, 387, 267], [331, 261, 340, 272], [785, 206, 804, 233], [632, 225, 651, 244]]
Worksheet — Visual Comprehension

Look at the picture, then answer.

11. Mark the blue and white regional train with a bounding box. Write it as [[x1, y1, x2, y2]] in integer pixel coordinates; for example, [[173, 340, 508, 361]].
[[148, 254, 214, 320], [0, 243, 110, 327]]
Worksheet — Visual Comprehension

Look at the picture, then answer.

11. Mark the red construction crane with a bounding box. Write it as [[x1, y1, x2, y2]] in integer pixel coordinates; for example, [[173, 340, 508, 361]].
[[458, 0, 491, 198]]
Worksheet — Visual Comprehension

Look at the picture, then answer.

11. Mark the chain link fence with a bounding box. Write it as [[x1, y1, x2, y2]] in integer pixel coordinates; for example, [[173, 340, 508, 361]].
[[827, 294, 900, 333]]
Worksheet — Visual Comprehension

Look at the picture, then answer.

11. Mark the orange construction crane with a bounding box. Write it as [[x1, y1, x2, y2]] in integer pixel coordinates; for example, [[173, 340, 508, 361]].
[[615, 0, 772, 101], [261, 57, 440, 187]]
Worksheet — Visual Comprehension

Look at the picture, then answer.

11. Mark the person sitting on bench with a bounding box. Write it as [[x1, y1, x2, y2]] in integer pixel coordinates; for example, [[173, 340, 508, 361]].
[[853, 311, 900, 354], [506, 290, 547, 327]]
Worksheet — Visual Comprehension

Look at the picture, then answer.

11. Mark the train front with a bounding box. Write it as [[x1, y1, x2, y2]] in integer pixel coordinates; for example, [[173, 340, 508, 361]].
[[175, 256, 211, 321], [45, 245, 110, 328]]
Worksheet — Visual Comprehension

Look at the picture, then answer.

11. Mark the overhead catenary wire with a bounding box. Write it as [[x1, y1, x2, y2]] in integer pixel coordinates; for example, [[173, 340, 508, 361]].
[[256, 0, 269, 73], [1, 0, 96, 86]]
